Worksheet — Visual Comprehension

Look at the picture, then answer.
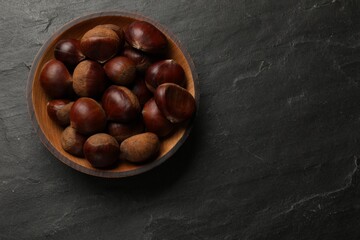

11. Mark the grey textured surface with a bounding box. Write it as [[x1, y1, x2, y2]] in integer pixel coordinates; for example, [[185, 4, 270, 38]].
[[1, 0, 360, 239]]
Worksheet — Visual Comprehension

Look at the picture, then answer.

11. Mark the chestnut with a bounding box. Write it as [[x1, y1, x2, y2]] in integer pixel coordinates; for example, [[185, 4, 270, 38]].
[[155, 83, 196, 123], [70, 97, 106, 135], [145, 59, 186, 92], [39, 59, 72, 98], [94, 24, 125, 50], [142, 98, 174, 137], [131, 76, 153, 106], [102, 85, 141, 123], [83, 133, 119, 168], [80, 26, 120, 63], [122, 46, 152, 72], [61, 126, 87, 157], [107, 120, 144, 143], [54, 39, 85, 70], [47, 99, 73, 127], [119, 132, 160, 163], [72, 60, 106, 97], [103, 56, 136, 86], [124, 21, 167, 54]]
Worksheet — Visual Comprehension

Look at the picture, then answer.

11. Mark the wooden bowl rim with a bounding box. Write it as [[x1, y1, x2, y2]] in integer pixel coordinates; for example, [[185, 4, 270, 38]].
[[26, 11, 199, 178]]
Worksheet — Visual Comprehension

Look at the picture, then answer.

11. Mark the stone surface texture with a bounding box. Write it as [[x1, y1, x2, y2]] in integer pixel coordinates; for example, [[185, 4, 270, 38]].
[[1, 0, 360, 239]]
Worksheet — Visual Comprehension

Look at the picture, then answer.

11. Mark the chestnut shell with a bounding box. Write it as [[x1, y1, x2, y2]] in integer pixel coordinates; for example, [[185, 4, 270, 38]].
[[142, 98, 174, 137], [54, 39, 85, 70], [154, 83, 196, 123], [107, 120, 144, 143], [103, 56, 136, 86], [70, 97, 107, 135], [122, 46, 152, 72], [94, 24, 125, 49], [61, 126, 87, 157], [119, 132, 160, 163], [72, 60, 106, 97], [102, 85, 141, 123], [46, 99, 73, 127], [131, 76, 153, 106], [83, 133, 120, 168], [39, 59, 72, 98], [80, 27, 120, 63], [145, 59, 185, 92], [124, 21, 167, 54]]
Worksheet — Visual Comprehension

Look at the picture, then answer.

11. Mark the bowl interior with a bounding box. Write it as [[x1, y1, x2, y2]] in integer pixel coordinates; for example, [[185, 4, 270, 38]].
[[28, 13, 197, 178]]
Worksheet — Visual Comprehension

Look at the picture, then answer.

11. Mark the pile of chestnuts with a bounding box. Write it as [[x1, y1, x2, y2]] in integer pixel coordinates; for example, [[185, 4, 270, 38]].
[[40, 21, 196, 169]]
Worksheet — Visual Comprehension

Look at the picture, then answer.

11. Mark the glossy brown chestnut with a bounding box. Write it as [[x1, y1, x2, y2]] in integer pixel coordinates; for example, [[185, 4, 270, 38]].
[[120, 132, 160, 163], [39, 59, 72, 98], [61, 126, 87, 157], [70, 97, 106, 135], [80, 27, 120, 63], [122, 46, 152, 72], [54, 39, 85, 70], [155, 83, 196, 123], [94, 24, 125, 50], [83, 133, 119, 168], [124, 21, 167, 54], [142, 98, 174, 137], [131, 76, 153, 106], [102, 85, 141, 123], [103, 56, 136, 86], [72, 60, 106, 97], [46, 99, 73, 127], [145, 59, 186, 92], [107, 120, 144, 143]]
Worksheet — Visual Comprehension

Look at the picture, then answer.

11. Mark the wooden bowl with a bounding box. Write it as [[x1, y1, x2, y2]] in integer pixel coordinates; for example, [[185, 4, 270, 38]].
[[26, 12, 198, 178]]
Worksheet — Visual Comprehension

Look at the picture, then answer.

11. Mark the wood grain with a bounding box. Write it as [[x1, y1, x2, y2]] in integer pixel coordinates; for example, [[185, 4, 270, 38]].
[[27, 12, 199, 178]]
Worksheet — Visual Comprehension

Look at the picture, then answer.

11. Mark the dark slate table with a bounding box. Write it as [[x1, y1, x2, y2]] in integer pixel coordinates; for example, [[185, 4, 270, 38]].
[[1, 1, 360, 239]]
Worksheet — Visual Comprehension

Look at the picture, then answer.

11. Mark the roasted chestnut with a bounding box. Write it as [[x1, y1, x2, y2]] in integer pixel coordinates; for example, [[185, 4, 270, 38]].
[[107, 120, 144, 143], [72, 60, 106, 97], [54, 39, 85, 70], [145, 59, 185, 92], [131, 76, 153, 106], [70, 97, 107, 135], [142, 98, 174, 137], [122, 46, 152, 72], [83, 133, 119, 168], [124, 21, 167, 54], [102, 85, 141, 123], [119, 132, 160, 163], [47, 99, 73, 127], [39, 59, 72, 98], [103, 56, 136, 86], [61, 126, 87, 157], [80, 26, 120, 63], [155, 83, 196, 123]]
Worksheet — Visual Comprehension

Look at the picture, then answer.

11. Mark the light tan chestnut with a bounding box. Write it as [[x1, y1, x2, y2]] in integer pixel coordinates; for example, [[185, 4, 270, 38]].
[[120, 132, 160, 163], [72, 60, 106, 97], [61, 126, 87, 157]]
